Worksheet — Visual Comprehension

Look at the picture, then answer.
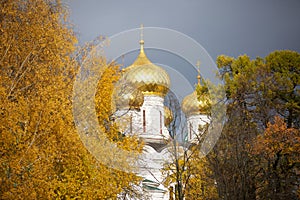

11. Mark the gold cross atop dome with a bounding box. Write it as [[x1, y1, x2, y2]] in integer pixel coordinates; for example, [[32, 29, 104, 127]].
[[140, 24, 144, 41], [128, 24, 150, 67], [139, 24, 145, 49]]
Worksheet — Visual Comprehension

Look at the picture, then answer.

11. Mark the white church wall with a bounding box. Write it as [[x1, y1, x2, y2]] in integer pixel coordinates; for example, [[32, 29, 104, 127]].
[[186, 114, 210, 142]]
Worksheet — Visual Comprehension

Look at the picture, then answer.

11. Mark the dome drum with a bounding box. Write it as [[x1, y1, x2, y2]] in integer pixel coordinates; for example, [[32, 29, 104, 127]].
[[138, 84, 169, 97]]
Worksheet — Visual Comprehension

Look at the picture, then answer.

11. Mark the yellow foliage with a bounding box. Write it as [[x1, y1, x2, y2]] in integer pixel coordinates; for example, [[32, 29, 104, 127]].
[[1, 0, 141, 199], [162, 144, 218, 200], [94, 59, 144, 153]]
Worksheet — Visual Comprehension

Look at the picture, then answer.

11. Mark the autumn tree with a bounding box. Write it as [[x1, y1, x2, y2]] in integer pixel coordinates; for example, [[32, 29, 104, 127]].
[[0, 0, 142, 199], [94, 57, 144, 199], [72, 55, 143, 199], [0, 0, 81, 198], [162, 89, 188, 200], [260, 51, 300, 128], [95, 58, 143, 152], [184, 153, 218, 200], [164, 143, 218, 200], [252, 116, 300, 200], [208, 50, 300, 199], [162, 82, 217, 200]]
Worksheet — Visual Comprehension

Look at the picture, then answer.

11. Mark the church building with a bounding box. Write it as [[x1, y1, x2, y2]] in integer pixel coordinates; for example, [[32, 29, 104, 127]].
[[113, 32, 210, 199]]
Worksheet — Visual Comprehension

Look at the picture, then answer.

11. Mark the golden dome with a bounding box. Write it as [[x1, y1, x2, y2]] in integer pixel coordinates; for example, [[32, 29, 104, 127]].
[[122, 40, 170, 97], [113, 81, 144, 110], [164, 106, 173, 126], [181, 91, 211, 117]]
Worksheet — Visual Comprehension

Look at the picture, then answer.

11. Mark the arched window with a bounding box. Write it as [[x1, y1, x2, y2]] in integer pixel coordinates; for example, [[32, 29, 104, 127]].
[[189, 122, 192, 140], [160, 111, 162, 134], [143, 110, 146, 132], [130, 114, 133, 134]]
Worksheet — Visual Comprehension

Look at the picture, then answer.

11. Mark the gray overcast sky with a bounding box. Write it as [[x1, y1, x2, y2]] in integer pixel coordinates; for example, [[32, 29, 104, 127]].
[[66, 0, 300, 60]]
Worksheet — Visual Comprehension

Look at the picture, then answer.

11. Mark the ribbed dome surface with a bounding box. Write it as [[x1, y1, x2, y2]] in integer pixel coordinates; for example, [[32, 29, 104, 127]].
[[124, 63, 170, 96], [181, 91, 210, 116], [122, 40, 170, 96]]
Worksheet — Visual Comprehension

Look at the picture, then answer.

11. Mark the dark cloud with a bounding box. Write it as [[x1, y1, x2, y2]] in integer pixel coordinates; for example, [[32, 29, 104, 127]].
[[66, 0, 300, 60]]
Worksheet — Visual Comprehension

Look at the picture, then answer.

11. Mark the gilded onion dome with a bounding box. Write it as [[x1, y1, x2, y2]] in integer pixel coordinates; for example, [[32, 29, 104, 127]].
[[181, 91, 210, 117], [113, 80, 144, 110], [122, 40, 170, 97], [164, 106, 173, 126], [182, 61, 211, 116]]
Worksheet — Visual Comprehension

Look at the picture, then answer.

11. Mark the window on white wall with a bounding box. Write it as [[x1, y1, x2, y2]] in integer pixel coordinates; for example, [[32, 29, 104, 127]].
[[130, 114, 133, 134], [160, 111, 162, 134], [189, 122, 192, 140], [143, 110, 146, 133]]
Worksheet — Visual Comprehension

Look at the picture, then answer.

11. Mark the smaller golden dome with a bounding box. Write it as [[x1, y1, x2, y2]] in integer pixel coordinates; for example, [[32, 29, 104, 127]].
[[181, 91, 211, 117], [113, 81, 144, 110], [164, 106, 173, 126]]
